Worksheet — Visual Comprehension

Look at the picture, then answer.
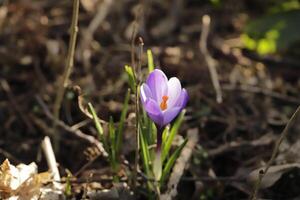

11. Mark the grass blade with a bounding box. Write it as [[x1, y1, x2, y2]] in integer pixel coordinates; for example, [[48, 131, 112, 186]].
[[88, 103, 109, 151], [147, 49, 154, 72], [125, 65, 136, 93], [88, 103, 104, 137], [115, 89, 131, 156], [162, 110, 186, 163], [160, 139, 188, 184], [162, 126, 170, 146], [140, 127, 151, 176], [109, 116, 117, 171]]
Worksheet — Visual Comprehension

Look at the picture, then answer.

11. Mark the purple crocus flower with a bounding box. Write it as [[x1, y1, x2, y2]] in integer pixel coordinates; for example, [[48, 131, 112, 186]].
[[140, 69, 188, 128]]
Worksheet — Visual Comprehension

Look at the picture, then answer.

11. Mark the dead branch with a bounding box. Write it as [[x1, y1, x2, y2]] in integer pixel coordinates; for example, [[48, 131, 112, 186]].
[[251, 105, 300, 200], [199, 15, 223, 103], [53, 0, 80, 127], [36, 96, 108, 158], [207, 133, 276, 157]]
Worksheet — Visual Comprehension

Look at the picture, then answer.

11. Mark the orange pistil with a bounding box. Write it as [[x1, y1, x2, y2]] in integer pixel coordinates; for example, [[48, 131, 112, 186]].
[[160, 95, 169, 111]]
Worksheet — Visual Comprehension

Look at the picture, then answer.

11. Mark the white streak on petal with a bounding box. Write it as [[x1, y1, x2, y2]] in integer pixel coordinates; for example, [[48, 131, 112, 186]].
[[140, 83, 152, 104], [146, 69, 168, 101], [167, 77, 182, 109]]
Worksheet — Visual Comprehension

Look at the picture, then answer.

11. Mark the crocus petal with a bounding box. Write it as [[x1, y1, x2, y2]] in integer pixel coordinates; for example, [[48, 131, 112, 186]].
[[146, 69, 168, 101], [175, 88, 189, 108], [144, 99, 164, 126], [163, 107, 181, 125], [140, 83, 153, 105], [167, 77, 182, 108]]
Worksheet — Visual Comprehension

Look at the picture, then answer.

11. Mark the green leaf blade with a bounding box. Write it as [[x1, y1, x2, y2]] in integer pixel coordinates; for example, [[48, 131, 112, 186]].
[[147, 49, 154, 72], [124, 65, 136, 93], [162, 110, 186, 163], [160, 139, 188, 184], [115, 89, 131, 155]]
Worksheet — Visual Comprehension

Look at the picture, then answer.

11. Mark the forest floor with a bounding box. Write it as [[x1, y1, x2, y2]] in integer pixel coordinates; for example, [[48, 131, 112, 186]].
[[0, 0, 300, 199]]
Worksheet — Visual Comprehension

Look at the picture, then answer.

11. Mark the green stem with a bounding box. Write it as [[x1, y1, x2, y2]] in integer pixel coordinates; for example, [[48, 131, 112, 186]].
[[153, 126, 163, 181]]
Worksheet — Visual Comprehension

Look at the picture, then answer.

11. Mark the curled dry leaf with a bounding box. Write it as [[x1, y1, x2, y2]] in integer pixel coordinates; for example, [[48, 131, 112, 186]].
[[0, 159, 13, 198], [0, 159, 60, 200], [247, 163, 300, 189]]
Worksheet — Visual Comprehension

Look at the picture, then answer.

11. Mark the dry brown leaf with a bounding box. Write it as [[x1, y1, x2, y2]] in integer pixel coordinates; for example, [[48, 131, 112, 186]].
[[14, 172, 52, 200], [0, 159, 13, 198], [0, 159, 53, 200], [247, 163, 300, 189]]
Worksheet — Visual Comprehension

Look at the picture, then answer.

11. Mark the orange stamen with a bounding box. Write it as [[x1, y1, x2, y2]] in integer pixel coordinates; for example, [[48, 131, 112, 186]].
[[160, 95, 169, 111]]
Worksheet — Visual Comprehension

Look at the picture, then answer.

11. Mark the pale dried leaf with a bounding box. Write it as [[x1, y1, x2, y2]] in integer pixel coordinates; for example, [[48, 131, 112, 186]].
[[14, 172, 52, 200], [0, 159, 57, 200], [161, 128, 199, 200], [247, 163, 300, 189], [0, 159, 13, 198]]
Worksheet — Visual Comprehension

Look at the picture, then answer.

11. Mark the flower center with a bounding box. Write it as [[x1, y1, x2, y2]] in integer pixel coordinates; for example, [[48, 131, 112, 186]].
[[160, 95, 169, 111]]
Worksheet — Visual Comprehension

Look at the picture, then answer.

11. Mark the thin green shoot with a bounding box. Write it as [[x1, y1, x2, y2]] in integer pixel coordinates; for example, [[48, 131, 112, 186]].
[[88, 102, 108, 151], [160, 139, 188, 184], [109, 116, 117, 171], [162, 110, 186, 163], [115, 89, 131, 156], [147, 49, 154, 72], [125, 65, 136, 93]]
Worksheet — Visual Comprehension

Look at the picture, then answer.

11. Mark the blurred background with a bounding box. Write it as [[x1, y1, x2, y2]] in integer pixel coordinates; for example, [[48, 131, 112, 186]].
[[0, 0, 300, 199]]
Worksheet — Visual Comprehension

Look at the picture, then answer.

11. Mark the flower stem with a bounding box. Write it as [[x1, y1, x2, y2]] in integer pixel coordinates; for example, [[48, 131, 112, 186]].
[[157, 127, 163, 151], [153, 126, 163, 181]]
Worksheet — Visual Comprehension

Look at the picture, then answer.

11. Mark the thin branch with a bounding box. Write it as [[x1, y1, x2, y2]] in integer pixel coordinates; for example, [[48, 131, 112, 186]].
[[199, 15, 223, 103], [0, 79, 35, 132], [87, 0, 112, 35], [132, 37, 143, 189], [36, 96, 108, 157], [222, 84, 300, 104], [251, 105, 300, 200], [0, 147, 22, 164], [53, 0, 80, 132], [129, 3, 143, 188], [59, 173, 245, 184]]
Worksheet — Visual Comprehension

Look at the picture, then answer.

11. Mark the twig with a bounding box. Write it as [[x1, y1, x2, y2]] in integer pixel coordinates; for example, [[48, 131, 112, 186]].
[[0, 147, 22, 164], [87, 0, 112, 35], [71, 119, 91, 130], [60, 174, 244, 184], [53, 0, 80, 141], [36, 96, 108, 157], [207, 133, 276, 157], [251, 105, 300, 200], [222, 84, 300, 104], [131, 37, 143, 189], [74, 154, 100, 177], [199, 15, 223, 103], [129, 2, 142, 188], [41, 136, 61, 187], [80, 0, 112, 70], [0, 79, 35, 132]]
